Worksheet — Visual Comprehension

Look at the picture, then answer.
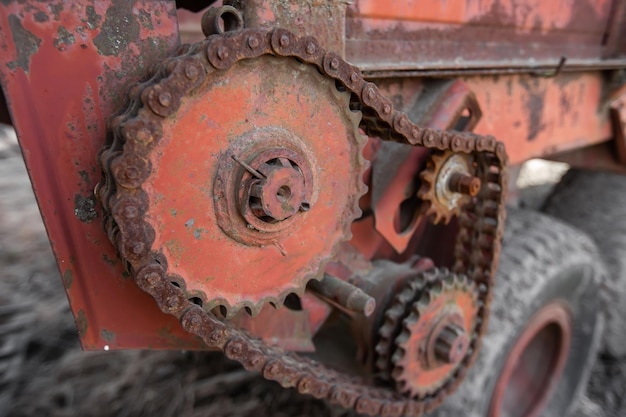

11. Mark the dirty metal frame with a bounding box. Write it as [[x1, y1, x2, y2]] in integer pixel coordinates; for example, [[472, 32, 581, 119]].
[[0, 0, 203, 350], [0, 0, 624, 353]]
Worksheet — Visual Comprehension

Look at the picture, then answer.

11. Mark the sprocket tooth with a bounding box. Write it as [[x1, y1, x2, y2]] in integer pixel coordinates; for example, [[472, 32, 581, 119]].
[[415, 292, 431, 311]]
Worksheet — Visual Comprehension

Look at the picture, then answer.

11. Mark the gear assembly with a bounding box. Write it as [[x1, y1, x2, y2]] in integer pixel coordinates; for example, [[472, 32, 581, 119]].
[[0, 1, 623, 417]]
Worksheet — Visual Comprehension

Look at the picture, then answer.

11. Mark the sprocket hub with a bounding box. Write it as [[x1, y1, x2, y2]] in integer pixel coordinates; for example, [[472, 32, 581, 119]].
[[108, 55, 366, 317], [418, 150, 481, 225]]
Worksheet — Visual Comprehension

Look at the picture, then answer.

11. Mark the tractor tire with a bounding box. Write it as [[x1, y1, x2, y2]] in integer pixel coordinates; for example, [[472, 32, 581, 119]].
[[431, 208, 604, 417], [543, 169, 626, 358]]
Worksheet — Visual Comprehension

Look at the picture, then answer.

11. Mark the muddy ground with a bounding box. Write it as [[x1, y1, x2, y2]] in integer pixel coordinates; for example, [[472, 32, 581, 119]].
[[0, 126, 624, 417]]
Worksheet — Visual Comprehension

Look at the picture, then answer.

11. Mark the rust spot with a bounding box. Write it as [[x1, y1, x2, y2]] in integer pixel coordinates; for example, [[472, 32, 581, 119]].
[[101, 328, 116, 343], [34, 11, 49, 23], [85, 5, 102, 30], [93, 0, 140, 56], [101, 253, 117, 266], [194, 228, 208, 240], [49, 3, 63, 21], [62, 269, 73, 289], [165, 239, 184, 261], [54, 26, 75, 50], [74, 194, 98, 223], [76, 310, 88, 337], [78, 169, 90, 185], [6, 15, 41, 73], [137, 9, 153, 31], [519, 78, 547, 141]]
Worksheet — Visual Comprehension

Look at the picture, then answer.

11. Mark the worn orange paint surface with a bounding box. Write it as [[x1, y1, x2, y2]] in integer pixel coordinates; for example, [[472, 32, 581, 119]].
[[346, 0, 615, 71], [148, 57, 362, 313], [353, 0, 610, 32], [467, 73, 612, 165], [0, 1, 205, 350]]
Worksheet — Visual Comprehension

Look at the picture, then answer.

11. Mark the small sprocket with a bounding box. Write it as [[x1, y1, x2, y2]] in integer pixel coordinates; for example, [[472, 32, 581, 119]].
[[374, 268, 439, 379], [418, 150, 481, 225], [391, 273, 479, 398]]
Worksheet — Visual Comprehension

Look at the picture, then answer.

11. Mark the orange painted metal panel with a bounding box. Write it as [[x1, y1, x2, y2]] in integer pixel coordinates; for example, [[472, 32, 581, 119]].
[[467, 73, 612, 164], [347, 0, 617, 71], [0, 0, 205, 350]]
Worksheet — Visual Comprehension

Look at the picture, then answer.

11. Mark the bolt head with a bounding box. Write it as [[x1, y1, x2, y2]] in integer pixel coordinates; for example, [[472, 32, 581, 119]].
[[124, 166, 139, 180], [145, 271, 160, 286], [131, 241, 145, 254], [158, 92, 172, 107], [247, 36, 260, 49], [123, 205, 139, 219], [136, 128, 152, 143], [166, 295, 181, 309], [279, 34, 290, 47], [216, 45, 228, 60], [185, 65, 198, 80]]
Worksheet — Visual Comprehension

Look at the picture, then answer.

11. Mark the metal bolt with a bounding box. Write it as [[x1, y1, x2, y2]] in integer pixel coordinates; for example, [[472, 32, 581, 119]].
[[131, 241, 145, 254], [411, 128, 419, 140], [123, 205, 138, 219], [165, 295, 180, 309], [216, 45, 228, 60], [145, 271, 160, 286], [434, 324, 469, 364], [383, 103, 391, 114], [247, 36, 259, 49], [158, 92, 171, 107], [367, 88, 375, 100], [184, 65, 198, 80], [330, 58, 339, 70], [350, 73, 358, 83], [244, 162, 306, 222], [209, 330, 224, 344], [308, 274, 376, 317], [124, 166, 139, 180], [266, 363, 279, 376], [305, 42, 316, 54], [448, 173, 481, 196], [299, 378, 311, 391], [136, 128, 151, 142], [279, 34, 290, 47], [228, 341, 243, 355]]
